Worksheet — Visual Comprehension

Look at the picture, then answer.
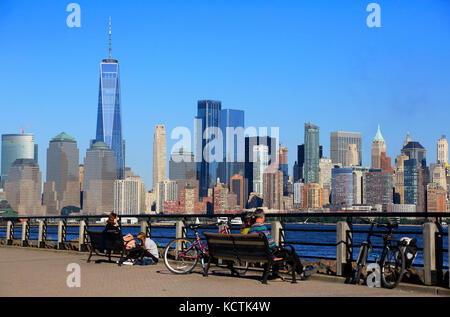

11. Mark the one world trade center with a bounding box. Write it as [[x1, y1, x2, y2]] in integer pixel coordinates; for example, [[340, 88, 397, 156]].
[[94, 18, 125, 179]]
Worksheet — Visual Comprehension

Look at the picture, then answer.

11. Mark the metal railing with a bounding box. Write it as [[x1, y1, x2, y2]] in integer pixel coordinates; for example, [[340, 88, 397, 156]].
[[0, 212, 448, 287]]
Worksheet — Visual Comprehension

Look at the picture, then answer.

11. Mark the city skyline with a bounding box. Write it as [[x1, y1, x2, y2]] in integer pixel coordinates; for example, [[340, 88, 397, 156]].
[[1, 1, 450, 189]]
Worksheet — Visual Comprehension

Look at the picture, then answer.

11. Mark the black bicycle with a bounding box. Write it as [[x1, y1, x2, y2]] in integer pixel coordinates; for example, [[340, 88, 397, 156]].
[[350, 218, 405, 289]]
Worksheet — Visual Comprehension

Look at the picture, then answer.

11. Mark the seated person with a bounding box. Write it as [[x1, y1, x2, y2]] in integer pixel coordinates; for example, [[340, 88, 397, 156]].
[[124, 232, 159, 265], [103, 212, 136, 251], [137, 232, 159, 264], [248, 208, 317, 279], [240, 211, 255, 234]]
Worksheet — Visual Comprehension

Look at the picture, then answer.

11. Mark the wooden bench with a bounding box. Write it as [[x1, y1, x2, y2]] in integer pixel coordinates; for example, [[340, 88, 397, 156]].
[[86, 230, 131, 266], [202, 232, 297, 284]]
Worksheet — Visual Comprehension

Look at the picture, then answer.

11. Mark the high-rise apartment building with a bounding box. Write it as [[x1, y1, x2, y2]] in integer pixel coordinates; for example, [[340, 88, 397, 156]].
[[83, 141, 117, 215], [153, 125, 167, 189], [95, 19, 125, 179], [5, 159, 43, 216], [252, 145, 269, 196], [330, 131, 362, 166], [43, 133, 80, 216], [301, 182, 322, 209], [365, 169, 393, 206], [114, 176, 146, 215], [304, 122, 320, 184], [1, 134, 37, 188], [263, 165, 283, 210], [230, 174, 247, 210], [157, 180, 179, 214], [426, 183, 446, 212], [245, 136, 276, 196]]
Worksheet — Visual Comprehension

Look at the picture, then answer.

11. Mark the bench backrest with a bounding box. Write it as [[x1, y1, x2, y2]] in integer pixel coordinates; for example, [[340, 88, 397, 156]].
[[203, 232, 272, 263], [87, 230, 124, 251]]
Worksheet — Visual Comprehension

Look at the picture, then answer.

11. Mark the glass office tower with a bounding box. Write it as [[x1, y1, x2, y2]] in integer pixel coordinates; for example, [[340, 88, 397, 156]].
[[304, 122, 320, 184], [1, 134, 37, 188], [95, 21, 125, 179], [195, 100, 222, 197], [218, 109, 245, 184]]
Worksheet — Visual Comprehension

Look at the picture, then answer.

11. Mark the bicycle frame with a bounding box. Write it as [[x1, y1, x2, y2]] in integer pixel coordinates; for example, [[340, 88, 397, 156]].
[[177, 221, 232, 260]]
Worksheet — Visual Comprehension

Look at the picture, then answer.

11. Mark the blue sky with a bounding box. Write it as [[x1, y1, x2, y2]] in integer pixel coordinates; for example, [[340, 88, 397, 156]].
[[1, 0, 450, 188]]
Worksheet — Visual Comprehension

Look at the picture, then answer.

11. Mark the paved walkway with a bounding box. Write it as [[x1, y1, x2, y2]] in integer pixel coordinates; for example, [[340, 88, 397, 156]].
[[0, 247, 447, 297]]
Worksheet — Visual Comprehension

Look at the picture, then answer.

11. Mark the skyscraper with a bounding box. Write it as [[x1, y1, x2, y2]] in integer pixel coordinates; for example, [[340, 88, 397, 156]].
[[371, 125, 386, 169], [278, 145, 289, 195], [437, 135, 448, 165], [304, 122, 320, 184], [401, 140, 427, 168], [263, 164, 283, 210], [114, 176, 146, 215], [252, 145, 269, 196], [169, 147, 196, 180], [218, 109, 245, 184], [83, 141, 117, 215], [153, 125, 167, 189], [1, 134, 37, 188], [43, 132, 80, 216], [330, 131, 362, 166], [345, 144, 359, 167], [195, 100, 222, 197], [230, 174, 247, 210], [5, 159, 43, 216], [95, 18, 125, 179]]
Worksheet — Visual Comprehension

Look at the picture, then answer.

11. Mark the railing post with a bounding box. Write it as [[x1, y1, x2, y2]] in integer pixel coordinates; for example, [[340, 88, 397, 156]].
[[423, 221, 438, 285], [79, 220, 87, 252], [176, 220, 185, 252], [336, 221, 352, 277], [21, 221, 29, 247], [57, 220, 66, 250], [6, 221, 14, 245], [38, 220, 46, 248], [271, 221, 283, 246], [141, 220, 151, 237]]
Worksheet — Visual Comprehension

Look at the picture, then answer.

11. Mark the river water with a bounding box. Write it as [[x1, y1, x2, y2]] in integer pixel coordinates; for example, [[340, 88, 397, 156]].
[[1, 223, 448, 267]]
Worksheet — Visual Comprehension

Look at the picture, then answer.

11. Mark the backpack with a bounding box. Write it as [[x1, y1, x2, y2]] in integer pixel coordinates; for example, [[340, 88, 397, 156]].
[[400, 237, 418, 268]]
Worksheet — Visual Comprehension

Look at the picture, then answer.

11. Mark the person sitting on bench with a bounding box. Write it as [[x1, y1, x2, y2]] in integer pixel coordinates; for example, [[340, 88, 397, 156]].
[[248, 208, 317, 280]]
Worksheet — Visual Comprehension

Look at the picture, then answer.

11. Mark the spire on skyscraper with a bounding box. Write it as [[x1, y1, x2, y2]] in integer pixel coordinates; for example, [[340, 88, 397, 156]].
[[373, 124, 384, 142], [108, 17, 112, 59]]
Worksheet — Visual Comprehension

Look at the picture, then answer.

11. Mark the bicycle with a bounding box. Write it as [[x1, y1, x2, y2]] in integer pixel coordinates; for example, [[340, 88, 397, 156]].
[[350, 218, 406, 289], [163, 218, 249, 275]]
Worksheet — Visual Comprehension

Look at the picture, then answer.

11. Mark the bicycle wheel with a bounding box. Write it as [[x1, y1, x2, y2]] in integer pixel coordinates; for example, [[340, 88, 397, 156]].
[[163, 238, 199, 274], [380, 245, 405, 289], [351, 244, 368, 285]]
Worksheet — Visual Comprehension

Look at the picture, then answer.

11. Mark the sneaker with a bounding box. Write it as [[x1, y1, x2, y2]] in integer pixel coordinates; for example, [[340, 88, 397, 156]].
[[303, 266, 318, 278], [122, 260, 134, 265]]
